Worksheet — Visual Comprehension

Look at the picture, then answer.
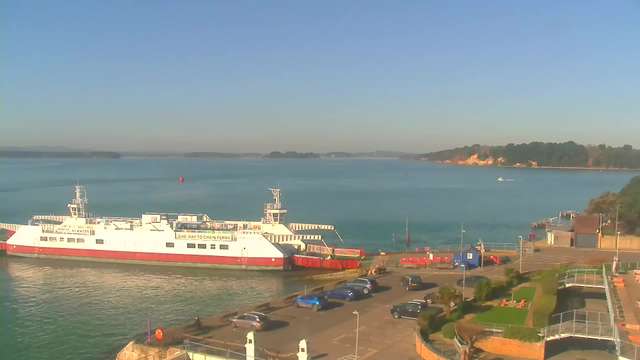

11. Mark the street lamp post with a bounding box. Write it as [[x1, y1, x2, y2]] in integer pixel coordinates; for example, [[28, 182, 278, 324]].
[[615, 205, 620, 260], [461, 263, 466, 301], [518, 236, 523, 273], [353, 311, 360, 359]]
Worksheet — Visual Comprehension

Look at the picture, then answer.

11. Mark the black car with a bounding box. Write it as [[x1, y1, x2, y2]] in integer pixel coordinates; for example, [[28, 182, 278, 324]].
[[390, 302, 423, 319], [343, 277, 380, 294], [401, 275, 423, 290]]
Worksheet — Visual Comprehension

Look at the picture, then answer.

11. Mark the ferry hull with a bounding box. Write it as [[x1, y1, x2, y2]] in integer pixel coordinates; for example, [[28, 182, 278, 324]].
[[6, 245, 290, 271]]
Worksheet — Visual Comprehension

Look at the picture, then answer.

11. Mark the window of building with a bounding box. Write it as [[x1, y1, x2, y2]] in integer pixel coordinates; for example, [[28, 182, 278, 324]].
[[77, 238, 85, 244], [220, 244, 229, 250], [466, 253, 473, 260], [59, 238, 64, 242], [68, 238, 76, 243], [166, 242, 174, 248], [197, 244, 206, 249], [49, 237, 57, 242], [96, 239, 104, 245], [40, 236, 48, 241], [210, 244, 216, 249], [187, 243, 196, 249]]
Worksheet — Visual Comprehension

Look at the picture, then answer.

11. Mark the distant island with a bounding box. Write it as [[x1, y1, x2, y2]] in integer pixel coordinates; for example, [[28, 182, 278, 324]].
[[404, 142, 640, 169], [263, 151, 321, 159], [1, 150, 121, 159], [184, 152, 262, 158]]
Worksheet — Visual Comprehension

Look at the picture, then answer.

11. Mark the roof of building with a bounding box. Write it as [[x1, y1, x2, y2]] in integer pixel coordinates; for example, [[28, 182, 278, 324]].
[[573, 215, 599, 234]]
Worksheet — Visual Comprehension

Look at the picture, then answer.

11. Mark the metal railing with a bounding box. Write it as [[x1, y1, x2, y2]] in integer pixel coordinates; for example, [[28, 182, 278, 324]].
[[182, 340, 250, 360], [619, 340, 640, 360], [558, 268, 604, 288]]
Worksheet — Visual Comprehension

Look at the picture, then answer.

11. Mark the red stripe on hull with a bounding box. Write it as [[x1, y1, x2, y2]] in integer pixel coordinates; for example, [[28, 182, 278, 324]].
[[7, 245, 287, 269]]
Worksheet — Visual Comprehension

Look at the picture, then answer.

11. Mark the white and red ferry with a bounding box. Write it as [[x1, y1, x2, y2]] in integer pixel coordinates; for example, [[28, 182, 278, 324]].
[[1, 185, 357, 270]]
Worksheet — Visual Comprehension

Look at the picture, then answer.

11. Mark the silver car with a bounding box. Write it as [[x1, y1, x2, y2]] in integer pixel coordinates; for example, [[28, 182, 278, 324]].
[[231, 312, 271, 331]]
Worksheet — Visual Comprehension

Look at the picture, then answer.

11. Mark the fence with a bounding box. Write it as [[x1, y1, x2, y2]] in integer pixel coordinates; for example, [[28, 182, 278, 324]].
[[182, 340, 250, 360], [604, 261, 640, 272], [558, 268, 604, 288], [545, 310, 616, 341]]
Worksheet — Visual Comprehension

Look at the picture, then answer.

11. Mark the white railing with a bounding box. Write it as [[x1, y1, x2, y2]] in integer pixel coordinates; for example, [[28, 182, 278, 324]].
[[558, 268, 604, 288]]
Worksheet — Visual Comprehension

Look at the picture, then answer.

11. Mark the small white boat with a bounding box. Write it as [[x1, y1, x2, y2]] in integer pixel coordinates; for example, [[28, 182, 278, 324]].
[[498, 177, 515, 182]]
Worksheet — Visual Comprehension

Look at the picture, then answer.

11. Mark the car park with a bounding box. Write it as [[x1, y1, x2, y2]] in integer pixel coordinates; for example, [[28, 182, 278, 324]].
[[231, 312, 271, 331], [401, 275, 423, 290], [324, 287, 360, 301], [343, 277, 380, 294], [293, 294, 328, 311]]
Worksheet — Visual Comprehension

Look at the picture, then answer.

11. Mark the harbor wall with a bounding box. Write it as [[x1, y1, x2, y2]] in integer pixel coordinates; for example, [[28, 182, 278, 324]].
[[599, 235, 640, 250], [475, 337, 545, 360]]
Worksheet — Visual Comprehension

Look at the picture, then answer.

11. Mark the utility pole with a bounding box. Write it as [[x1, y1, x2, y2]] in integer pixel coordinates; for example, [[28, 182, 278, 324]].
[[519, 235, 523, 273]]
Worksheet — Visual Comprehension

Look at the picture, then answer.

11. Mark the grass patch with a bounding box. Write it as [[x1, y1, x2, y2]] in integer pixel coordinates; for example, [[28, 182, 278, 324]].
[[473, 307, 528, 326], [514, 287, 536, 302], [532, 294, 557, 328]]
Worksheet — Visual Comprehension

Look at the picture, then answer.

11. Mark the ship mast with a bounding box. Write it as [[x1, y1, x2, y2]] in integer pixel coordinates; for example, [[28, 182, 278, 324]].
[[263, 187, 288, 224], [68, 185, 88, 219]]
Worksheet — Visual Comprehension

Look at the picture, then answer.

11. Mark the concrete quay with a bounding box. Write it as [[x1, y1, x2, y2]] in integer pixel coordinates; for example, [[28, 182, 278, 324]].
[[118, 247, 640, 360]]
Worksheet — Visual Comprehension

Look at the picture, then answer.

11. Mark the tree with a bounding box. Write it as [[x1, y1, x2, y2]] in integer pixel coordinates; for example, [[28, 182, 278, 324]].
[[474, 279, 493, 302], [456, 321, 485, 358], [586, 176, 640, 235], [417, 311, 438, 334], [504, 268, 521, 287], [438, 284, 461, 317]]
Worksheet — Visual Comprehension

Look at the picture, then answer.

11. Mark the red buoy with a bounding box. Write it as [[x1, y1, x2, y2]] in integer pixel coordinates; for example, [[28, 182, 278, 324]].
[[179, 177, 184, 182]]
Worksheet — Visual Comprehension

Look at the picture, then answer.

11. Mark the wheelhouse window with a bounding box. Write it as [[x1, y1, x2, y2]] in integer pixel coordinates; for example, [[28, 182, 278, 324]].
[[187, 243, 196, 249], [166, 242, 174, 248], [197, 244, 206, 249], [68, 238, 76, 243], [59, 238, 64, 242], [77, 238, 85, 243], [40, 236, 48, 241], [96, 239, 105, 245], [220, 244, 229, 250], [210, 244, 216, 249], [48, 237, 57, 242]]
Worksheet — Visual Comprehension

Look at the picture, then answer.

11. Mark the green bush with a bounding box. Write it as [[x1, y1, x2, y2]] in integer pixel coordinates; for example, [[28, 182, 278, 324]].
[[474, 279, 493, 302], [504, 268, 521, 287], [418, 311, 438, 334], [531, 294, 557, 328], [442, 322, 456, 339], [503, 327, 541, 342], [491, 280, 508, 297]]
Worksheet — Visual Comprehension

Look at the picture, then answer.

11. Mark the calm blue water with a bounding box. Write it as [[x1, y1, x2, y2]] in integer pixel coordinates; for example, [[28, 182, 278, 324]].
[[1, 158, 637, 359]]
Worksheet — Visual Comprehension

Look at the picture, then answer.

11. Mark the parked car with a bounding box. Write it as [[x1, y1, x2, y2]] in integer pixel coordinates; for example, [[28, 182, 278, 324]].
[[343, 277, 380, 294], [408, 299, 429, 309], [390, 302, 423, 319], [231, 312, 271, 331], [293, 294, 328, 311], [324, 287, 361, 301], [401, 275, 423, 290]]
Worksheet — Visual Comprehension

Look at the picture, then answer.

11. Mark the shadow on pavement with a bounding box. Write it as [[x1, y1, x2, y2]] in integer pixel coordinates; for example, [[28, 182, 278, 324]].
[[266, 320, 290, 331], [324, 301, 345, 310]]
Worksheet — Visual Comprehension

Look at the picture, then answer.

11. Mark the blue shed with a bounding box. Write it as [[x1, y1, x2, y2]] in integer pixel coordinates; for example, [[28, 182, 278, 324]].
[[453, 245, 481, 269]]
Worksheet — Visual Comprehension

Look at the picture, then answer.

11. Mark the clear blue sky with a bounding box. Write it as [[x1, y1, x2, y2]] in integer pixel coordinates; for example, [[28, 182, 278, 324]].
[[2, 1, 639, 153]]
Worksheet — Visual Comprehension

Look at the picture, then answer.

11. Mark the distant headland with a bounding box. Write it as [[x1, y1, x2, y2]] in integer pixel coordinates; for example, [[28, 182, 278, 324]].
[[403, 142, 640, 170], [1, 149, 121, 159]]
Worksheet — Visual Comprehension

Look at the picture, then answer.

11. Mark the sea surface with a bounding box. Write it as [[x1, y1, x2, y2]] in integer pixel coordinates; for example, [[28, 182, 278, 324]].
[[1, 158, 638, 359]]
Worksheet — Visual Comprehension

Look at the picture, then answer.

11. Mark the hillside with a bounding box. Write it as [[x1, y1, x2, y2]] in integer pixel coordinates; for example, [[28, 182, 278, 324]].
[[406, 142, 640, 169], [586, 176, 640, 235]]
